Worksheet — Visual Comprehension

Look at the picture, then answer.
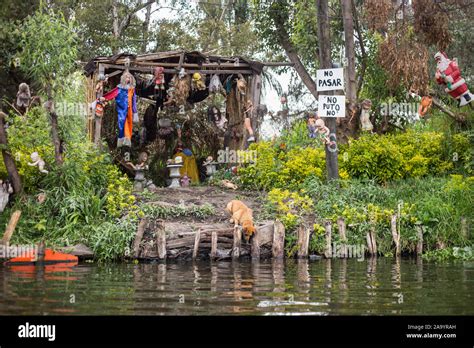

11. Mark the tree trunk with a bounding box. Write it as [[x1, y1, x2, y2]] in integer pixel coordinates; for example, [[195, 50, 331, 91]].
[[317, 0, 339, 180], [141, 3, 152, 53], [50, 111, 63, 166], [270, 7, 318, 99], [0, 112, 22, 193], [340, 0, 358, 139]]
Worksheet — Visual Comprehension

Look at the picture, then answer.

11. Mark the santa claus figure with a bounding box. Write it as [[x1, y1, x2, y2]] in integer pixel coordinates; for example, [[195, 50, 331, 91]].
[[434, 52, 473, 107]]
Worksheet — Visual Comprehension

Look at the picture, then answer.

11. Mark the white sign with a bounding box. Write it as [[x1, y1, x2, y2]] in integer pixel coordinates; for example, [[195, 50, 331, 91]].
[[316, 68, 344, 92], [318, 95, 346, 118]]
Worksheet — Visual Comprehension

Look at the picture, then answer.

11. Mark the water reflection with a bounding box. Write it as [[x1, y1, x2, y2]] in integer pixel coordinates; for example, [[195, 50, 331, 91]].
[[0, 258, 472, 315]]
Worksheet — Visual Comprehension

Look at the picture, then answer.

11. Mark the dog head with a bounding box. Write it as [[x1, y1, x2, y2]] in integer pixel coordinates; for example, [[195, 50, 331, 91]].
[[242, 220, 256, 242]]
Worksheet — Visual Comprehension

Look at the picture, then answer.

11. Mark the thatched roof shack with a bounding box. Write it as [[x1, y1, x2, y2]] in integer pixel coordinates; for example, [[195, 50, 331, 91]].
[[84, 50, 267, 150]]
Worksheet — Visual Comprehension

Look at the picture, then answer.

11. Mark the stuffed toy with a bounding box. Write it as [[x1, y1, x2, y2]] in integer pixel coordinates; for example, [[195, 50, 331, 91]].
[[16, 83, 31, 110], [360, 99, 374, 131], [101, 71, 138, 147], [154, 67, 165, 90], [192, 72, 206, 91], [315, 119, 332, 145], [418, 96, 432, 117], [434, 52, 473, 107]]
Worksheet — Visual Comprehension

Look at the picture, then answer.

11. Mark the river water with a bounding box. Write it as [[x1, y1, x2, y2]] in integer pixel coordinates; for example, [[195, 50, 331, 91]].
[[0, 258, 473, 315]]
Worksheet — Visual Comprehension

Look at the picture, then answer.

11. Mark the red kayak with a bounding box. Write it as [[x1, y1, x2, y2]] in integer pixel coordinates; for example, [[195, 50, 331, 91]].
[[6, 248, 78, 265]]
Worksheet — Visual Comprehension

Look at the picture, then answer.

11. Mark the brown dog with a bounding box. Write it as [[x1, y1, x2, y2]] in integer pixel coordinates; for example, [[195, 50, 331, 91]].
[[225, 200, 256, 242]]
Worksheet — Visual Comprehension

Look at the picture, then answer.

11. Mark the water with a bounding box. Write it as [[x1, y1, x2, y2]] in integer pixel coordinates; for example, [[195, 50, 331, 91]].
[[0, 258, 473, 315]]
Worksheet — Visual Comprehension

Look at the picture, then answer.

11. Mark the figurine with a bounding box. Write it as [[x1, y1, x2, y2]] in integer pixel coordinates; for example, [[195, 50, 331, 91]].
[[180, 173, 191, 187], [127, 152, 149, 192], [360, 99, 374, 131], [16, 83, 31, 111], [307, 114, 318, 138], [28, 152, 48, 174], [0, 180, 13, 212], [154, 67, 165, 90], [315, 119, 332, 145], [434, 51, 473, 107]]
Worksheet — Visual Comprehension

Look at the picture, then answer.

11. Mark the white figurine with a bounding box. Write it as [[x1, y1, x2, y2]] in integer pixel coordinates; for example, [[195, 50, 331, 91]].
[[28, 152, 48, 174]]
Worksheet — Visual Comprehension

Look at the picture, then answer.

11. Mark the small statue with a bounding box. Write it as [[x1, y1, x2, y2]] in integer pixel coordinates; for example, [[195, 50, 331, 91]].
[[180, 173, 191, 187], [418, 96, 432, 118], [203, 156, 217, 178], [127, 152, 149, 192], [360, 99, 374, 131], [28, 152, 48, 174]]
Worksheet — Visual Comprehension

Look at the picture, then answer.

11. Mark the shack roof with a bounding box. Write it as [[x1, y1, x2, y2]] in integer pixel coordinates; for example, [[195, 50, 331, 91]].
[[84, 50, 265, 77]]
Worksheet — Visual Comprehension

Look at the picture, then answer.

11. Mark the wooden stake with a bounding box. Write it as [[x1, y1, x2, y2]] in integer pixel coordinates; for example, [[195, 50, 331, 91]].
[[461, 217, 469, 239], [390, 214, 400, 256], [297, 225, 310, 258], [133, 218, 147, 258], [232, 225, 241, 259], [210, 231, 218, 260], [250, 228, 260, 260], [192, 229, 201, 259], [324, 220, 332, 258], [416, 225, 423, 256], [272, 220, 285, 259], [1, 210, 21, 245], [156, 220, 166, 260], [337, 217, 347, 258]]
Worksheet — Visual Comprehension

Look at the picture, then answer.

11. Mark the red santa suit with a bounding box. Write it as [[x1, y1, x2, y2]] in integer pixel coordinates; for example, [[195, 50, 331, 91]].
[[434, 51, 473, 107]]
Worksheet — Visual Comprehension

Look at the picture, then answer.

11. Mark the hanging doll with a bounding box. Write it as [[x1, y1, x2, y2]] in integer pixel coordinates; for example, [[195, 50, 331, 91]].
[[307, 113, 318, 138], [154, 67, 165, 91], [280, 94, 289, 111], [178, 68, 186, 79], [315, 119, 333, 145], [236, 74, 247, 96], [28, 152, 48, 174], [360, 99, 374, 131], [16, 83, 31, 112], [95, 74, 108, 97], [0, 180, 13, 213], [192, 72, 206, 91], [244, 100, 255, 142], [207, 106, 227, 131], [434, 51, 473, 107], [101, 71, 138, 147], [209, 74, 223, 94]]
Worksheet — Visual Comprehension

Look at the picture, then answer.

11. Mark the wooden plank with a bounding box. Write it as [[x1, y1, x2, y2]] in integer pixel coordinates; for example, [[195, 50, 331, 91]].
[[232, 225, 241, 259], [1, 210, 21, 245], [297, 225, 309, 258], [324, 221, 332, 258], [94, 64, 105, 146], [272, 220, 284, 258], [210, 231, 218, 260], [250, 228, 260, 260], [192, 229, 201, 259], [416, 225, 423, 256], [133, 219, 147, 258], [337, 217, 347, 258], [156, 220, 166, 260], [390, 214, 400, 256]]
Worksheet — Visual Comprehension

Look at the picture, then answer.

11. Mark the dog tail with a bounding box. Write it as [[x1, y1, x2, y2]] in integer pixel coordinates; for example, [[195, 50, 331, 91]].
[[225, 200, 234, 214]]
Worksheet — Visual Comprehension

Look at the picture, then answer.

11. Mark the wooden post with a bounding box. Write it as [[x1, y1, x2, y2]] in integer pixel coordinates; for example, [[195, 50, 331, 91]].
[[155, 220, 166, 260], [337, 217, 347, 258], [272, 220, 285, 259], [232, 225, 241, 259], [250, 228, 260, 260], [36, 240, 45, 264], [94, 64, 105, 146], [1, 210, 21, 245], [390, 214, 400, 256], [416, 225, 423, 256], [461, 217, 469, 239], [367, 221, 377, 256], [324, 220, 332, 258], [133, 218, 147, 258], [192, 229, 201, 259], [210, 231, 218, 260], [297, 225, 310, 258]]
